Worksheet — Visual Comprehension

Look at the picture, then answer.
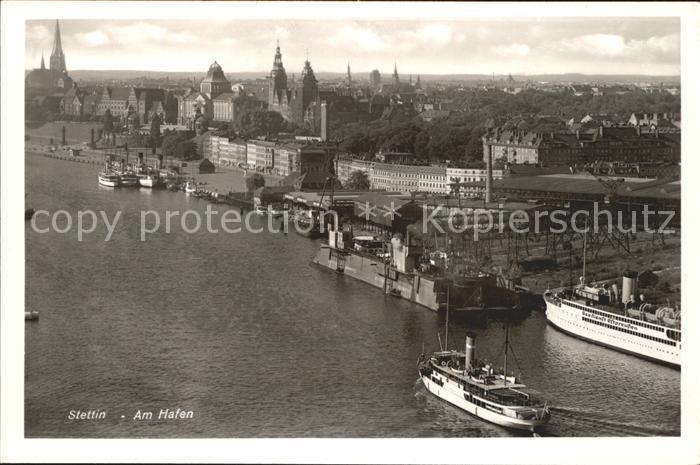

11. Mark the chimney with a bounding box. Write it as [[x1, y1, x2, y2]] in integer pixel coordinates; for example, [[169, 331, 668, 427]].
[[576, 130, 580, 140], [636, 125, 641, 137], [320, 100, 328, 142], [485, 146, 493, 203], [599, 126, 604, 137], [157, 154, 163, 170]]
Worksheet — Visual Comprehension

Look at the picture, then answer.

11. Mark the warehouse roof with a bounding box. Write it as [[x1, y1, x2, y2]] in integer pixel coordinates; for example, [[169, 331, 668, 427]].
[[493, 174, 680, 200]]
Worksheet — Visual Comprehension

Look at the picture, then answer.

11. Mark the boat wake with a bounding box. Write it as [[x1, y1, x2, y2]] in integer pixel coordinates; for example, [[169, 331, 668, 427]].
[[549, 406, 679, 436]]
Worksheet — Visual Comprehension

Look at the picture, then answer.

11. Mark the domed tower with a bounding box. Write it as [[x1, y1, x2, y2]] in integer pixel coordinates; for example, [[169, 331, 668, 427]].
[[268, 42, 289, 107], [200, 60, 231, 98]]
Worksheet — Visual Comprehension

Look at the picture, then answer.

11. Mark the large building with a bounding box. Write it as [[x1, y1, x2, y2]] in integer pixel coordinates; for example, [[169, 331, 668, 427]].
[[482, 126, 680, 166], [178, 61, 238, 126], [209, 135, 248, 167], [96, 87, 175, 124], [25, 20, 74, 91], [264, 43, 331, 134]]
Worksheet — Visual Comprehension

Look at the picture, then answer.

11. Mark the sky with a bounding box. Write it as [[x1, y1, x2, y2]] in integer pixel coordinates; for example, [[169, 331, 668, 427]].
[[25, 18, 680, 76]]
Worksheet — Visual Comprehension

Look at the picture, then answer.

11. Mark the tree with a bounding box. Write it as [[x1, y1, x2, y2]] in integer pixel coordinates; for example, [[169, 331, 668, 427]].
[[246, 172, 265, 193], [345, 170, 370, 190], [150, 113, 162, 148], [162, 130, 198, 161], [239, 110, 286, 139]]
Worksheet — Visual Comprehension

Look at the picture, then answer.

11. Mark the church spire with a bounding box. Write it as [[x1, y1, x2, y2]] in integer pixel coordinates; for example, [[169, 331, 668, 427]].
[[346, 61, 352, 84], [50, 19, 67, 73], [40, 51, 45, 70], [392, 60, 400, 90]]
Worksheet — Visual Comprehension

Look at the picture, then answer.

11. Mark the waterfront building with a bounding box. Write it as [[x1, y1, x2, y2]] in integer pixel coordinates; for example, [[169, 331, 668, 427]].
[[25, 20, 74, 92], [218, 138, 248, 167], [274, 143, 301, 177], [482, 126, 680, 165], [376, 151, 416, 164], [446, 167, 504, 197], [418, 166, 447, 194], [370, 162, 422, 193], [336, 156, 372, 186], [246, 140, 277, 173]]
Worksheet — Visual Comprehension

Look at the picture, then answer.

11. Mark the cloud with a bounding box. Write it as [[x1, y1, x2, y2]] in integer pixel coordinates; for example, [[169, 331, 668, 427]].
[[75, 30, 110, 47], [493, 43, 531, 56], [27, 24, 51, 43], [74, 22, 199, 47], [638, 34, 679, 54], [416, 24, 452, 45], [556, 34, 626, 56], [273, 26, 290, 40], [328, 25, 385, 51]]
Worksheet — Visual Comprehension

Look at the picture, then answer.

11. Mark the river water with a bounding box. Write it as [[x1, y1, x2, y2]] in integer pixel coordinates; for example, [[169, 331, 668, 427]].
[[24, 152, 680, 437]]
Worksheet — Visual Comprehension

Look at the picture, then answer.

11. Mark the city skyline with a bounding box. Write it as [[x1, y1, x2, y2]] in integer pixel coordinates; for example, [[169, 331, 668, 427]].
[[25, 18, 680, 76]]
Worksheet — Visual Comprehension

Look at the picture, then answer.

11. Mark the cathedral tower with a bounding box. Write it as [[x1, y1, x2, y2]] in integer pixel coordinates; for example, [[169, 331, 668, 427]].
[[50, 20, 67, 74], [392, 61, 400, 91], [269, 42, 289, 108]]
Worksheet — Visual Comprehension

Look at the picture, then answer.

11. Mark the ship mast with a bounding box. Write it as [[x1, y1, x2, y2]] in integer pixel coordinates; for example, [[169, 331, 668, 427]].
[[444, 284, 450, 351], [582, 222, 587, 285], [503, 323, 509, 385]]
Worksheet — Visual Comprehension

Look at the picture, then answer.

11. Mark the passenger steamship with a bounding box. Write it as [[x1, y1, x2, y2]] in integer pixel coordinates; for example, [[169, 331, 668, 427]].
[[418, 332, 550, 432], [544, 270, 681, 368]]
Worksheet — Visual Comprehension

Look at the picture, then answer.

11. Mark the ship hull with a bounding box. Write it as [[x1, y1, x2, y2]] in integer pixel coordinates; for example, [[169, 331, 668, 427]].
[[313, 246, 521, 312], [544, 296, 680, 368], [313, 246, 441, 310], [120, 178, 138, 187], [98, 176, 119, 187], [138, 177, 158, 188], [420, 374, 548, 432]]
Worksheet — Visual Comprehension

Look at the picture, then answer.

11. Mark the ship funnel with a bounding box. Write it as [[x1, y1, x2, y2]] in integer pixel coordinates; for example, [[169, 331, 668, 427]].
[[611, 283, 619, 303], [465, 332, 477, 370], [157, 154, 163, 170], [622, 270, 638, 303], [138, 152, 144, 163]]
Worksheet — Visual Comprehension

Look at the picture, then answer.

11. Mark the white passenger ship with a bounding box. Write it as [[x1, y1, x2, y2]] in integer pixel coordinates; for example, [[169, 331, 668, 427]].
[[98, 171, 120, 187], [418, 328, 550, 432], [544, 271, 681, 368]]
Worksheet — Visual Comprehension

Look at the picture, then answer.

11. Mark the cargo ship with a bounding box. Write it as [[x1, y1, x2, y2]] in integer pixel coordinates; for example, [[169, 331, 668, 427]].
[[312, 225, 521, 312]]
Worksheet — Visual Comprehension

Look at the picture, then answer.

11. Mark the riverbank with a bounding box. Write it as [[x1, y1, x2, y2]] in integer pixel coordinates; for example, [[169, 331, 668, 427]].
[[24, 146, 285, 194], [25, 147, 681, 308]]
